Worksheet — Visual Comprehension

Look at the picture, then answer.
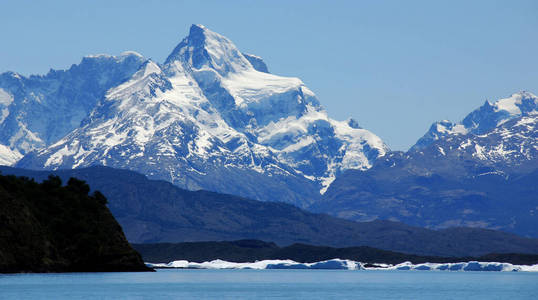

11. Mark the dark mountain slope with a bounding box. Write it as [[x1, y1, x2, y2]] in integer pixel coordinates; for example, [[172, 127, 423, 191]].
[[1, 166, 537, 257], [133, 239, 538, 265], [0, 173, 150, 273]]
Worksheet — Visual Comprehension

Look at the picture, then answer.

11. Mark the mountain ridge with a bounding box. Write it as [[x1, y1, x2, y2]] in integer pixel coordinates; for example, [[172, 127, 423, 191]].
[[411, 91, 537, 152], [315, 92, 537, 236]]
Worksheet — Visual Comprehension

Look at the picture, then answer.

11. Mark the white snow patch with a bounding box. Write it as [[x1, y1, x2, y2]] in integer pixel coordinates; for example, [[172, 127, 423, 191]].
[[8, 121, 44, 154], [221, 69, 305, 107], [319, 176, 336, 194], [120, 51, 144, 58], [44, 143, 78, 168], [515, 117, 535, 127], [84, 53, 114, 59], [0, 144, 22, 166], [477, 170, 505, 177], [0, 88, 13, 106], [435, 122, 468, 136], [459, 139, 472, 150], [0, 88, 13, 123], [489, 143, 515, 159], [473, 144, 486, 160], [493, 94, 523, 115], [451, 124, 468, 134]]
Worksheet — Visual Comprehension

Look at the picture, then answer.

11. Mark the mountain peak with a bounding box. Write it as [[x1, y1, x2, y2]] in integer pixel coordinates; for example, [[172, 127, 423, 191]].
[[165, 24, 251, 76], [513, 90, 535, 98], [191, 23, 206, 30], [186, 24, 208, 47], [412, 91, 537, 151], [491, 91, 537, 116], [347, 118, 361, 129], [189, 24, 208, 34]]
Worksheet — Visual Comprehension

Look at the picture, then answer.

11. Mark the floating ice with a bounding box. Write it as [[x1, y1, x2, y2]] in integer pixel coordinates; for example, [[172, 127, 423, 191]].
[[146, 259, 538, 272]]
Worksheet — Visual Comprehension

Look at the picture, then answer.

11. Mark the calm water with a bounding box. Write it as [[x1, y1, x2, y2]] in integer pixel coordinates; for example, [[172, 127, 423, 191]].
[[1, 269, 537, 299]]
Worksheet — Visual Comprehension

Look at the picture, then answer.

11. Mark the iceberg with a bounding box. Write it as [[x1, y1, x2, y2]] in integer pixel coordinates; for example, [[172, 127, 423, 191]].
[[147, 259, 360, 270], [146, 259, 538, 272]]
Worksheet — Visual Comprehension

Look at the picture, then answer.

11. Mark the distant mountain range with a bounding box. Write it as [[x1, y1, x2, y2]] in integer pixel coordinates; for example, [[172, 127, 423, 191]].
[[1, 24, 387, 207], [314, 92, 538, 236], [2, 166, 537, 257]]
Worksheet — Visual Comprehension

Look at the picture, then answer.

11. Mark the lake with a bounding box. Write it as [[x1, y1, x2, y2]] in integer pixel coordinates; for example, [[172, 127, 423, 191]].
[[1, 269, 537, 299]]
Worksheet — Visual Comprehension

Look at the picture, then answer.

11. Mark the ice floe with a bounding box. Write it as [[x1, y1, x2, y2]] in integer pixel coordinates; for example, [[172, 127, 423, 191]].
[[146, 259, 538, 272]]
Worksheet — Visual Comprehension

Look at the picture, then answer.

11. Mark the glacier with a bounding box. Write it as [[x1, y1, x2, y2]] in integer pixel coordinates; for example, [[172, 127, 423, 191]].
[[146, 259, 538, 272], [12, 24, 388, 206]]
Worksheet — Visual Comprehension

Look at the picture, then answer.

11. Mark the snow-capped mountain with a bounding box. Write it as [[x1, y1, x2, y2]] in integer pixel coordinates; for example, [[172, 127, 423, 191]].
[[13, 24, 388, 206], [315, 92, 538, 236], [416, 114, 537, 175], [407, 91, 537, 174], [0, 53, 146, 155], [411, 91, 537, 151]]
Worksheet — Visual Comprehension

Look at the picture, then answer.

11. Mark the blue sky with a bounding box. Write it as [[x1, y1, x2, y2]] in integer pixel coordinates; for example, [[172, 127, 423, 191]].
[[1, 0, 536, 150]]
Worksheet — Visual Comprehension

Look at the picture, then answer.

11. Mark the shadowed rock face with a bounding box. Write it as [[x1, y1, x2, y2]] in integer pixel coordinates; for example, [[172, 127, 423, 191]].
[[0, 172, 151, 273], [242, 53, 270, 73]]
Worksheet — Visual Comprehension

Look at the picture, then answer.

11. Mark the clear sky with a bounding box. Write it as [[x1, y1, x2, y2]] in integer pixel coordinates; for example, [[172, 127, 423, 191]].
[[1, 0, 537, 150]]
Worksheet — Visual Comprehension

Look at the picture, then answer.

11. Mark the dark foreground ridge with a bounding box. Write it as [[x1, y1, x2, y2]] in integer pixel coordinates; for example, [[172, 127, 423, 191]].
[[134, 240, 538, 266], [0, 173, 152, 273], [2, 166, 538, 257]]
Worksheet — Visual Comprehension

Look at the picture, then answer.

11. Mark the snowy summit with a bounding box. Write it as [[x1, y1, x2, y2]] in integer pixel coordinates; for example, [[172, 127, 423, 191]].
[[2, 24, 388, 206]]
